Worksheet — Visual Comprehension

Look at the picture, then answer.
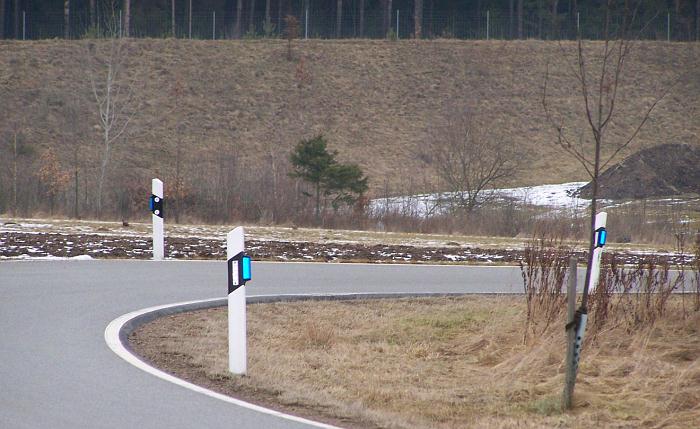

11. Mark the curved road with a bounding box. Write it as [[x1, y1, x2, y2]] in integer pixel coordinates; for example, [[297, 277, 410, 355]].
[[1, 260, 527, 429]]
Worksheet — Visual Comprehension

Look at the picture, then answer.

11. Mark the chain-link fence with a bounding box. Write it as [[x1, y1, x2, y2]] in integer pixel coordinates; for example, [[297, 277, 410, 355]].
[[6, 9, 700, 42]]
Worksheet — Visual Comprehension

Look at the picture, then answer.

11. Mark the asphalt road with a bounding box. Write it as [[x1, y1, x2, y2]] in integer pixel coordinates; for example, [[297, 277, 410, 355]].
[[1, 260, 529, 429]]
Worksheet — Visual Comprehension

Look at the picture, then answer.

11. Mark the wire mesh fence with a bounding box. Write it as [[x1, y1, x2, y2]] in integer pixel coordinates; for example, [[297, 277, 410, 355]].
[[6, 9, 700, 42]]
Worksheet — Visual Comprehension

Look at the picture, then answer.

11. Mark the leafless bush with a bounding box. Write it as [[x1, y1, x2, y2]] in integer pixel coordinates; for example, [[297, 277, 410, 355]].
[[693, 239, 700, 311], [519, 232, 573, 342], [590, 256, 686, 334]]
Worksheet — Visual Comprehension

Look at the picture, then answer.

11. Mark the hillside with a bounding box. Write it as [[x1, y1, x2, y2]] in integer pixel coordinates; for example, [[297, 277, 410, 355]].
[[0, 39, 698, 218]]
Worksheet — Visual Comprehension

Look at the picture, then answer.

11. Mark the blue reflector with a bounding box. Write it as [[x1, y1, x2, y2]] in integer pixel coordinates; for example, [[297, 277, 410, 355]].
[[241, 255, 252, 281], [149, 197, 154, 211], [597, 228, 607, 247]]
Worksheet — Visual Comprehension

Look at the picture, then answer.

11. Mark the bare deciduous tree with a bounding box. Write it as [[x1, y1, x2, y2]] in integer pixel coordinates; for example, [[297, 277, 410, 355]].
[[86, 32, 140, 217], [427, 107, 518, 213], [542, 0, 680, 308], [37, 147, 70, 215]]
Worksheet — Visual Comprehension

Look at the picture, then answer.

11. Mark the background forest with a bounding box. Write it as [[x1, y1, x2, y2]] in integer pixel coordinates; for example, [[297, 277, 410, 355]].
[[1, 0, 699, 41]]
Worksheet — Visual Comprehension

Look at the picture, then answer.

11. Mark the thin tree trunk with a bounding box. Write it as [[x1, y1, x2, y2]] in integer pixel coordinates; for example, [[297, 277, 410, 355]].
[[517, 0, 523, 38], [64, 0, 70, 39], [315, 182, 321, 224], [359, 0, 364, 36], [123, 0, 130, 37], [509, 0, 514, 38], [1, 0, 6, 38], [336, 0, 342, 38], [171, 0, 175, 37], [89, 0, 95, 28], [551, 0, 559, 38], [249, 0, 256, 32], [381, 0, 388, 36], [428, 0, 433, 36], [74, 169, 79, 218], [414, 0, 422, 38], [385, 0, 393, 36], [13, 0, 18, 38], [234, 0, 243, 38], [12, 132, 18, 216], [277, 0, 282, 34]]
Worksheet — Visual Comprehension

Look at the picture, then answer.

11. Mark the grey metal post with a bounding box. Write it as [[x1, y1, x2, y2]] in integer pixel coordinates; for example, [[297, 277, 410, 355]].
[[213, 11, 216, 39], [22, 11, 26, 40], [305, 7, 308, 39], [667, 12, 670, 42], [563, 257, 578, 409], [188, 0, 192, 39], [119, 10, 122, 38], [576, 12, 580, 35]]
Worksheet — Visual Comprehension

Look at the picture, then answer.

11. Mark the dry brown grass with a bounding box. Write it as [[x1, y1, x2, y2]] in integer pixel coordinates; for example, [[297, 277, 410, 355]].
[[1, 39, 699, 196], [131, 296, 700, 428]]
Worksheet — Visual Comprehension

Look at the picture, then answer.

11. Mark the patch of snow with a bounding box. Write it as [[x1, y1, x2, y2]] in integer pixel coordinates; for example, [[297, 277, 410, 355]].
[[370, 182, 592, 217], [1, 254, 94, 261]]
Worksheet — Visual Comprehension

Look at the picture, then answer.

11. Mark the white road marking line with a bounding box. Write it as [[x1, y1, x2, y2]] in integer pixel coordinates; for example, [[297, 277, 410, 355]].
[[104, 297, 341, 429]]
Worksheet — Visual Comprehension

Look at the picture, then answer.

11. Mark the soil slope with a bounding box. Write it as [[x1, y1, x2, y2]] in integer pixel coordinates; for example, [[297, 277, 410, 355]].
[[579, 143, 700, 199], [1, 39, 698, 194]]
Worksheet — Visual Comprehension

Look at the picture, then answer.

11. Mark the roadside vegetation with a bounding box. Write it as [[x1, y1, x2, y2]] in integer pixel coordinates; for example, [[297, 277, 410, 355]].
[[131, 293, 700, 428]]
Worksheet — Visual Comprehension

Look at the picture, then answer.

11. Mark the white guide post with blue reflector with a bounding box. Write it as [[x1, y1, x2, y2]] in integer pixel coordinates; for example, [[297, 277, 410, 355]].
[[588, 211, 607, 293], [227, 227, 249, 375], [151, 178, 164, 261]]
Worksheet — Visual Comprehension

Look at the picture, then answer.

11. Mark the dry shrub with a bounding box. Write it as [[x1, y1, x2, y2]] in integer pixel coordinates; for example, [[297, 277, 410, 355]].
[[519, 232, 573, 341], [693, 240, 700, 311], [297, 320, 336, 349], [590, 256, 687, 335]]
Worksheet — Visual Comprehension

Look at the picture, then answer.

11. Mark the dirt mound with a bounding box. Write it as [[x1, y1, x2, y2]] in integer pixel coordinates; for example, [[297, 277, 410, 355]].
[[578, 143, 700, 199]]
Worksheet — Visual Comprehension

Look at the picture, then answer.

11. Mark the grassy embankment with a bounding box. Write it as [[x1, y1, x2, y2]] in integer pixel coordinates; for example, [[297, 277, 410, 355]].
[[131, 296, 700, 428]]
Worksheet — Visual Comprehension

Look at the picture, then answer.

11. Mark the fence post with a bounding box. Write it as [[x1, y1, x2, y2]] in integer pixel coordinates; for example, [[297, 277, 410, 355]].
[[563, 257, 578, 409], [396, 9, 399, 39], [667, 12, 670, 42], [576, 12, 580, 35], [188, 0, 192, 39], [486, 10, 490, 40], [22, 11, 26, 40], [119, 10, 122, 38], [305, 7, 309, 39], [213, 10, 216, 39]]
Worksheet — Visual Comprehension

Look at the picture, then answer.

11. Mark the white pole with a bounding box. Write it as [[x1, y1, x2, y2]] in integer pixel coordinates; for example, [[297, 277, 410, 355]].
[[213, 11, 216, 39], [152, 178, 164, 261], [227, 227, 247, 375], [396, 9, 399, 39], [588, 211, 607, 292], [577, 12, 580, 35], [305, 7, 309, 39], [486, 10, 490, 40]]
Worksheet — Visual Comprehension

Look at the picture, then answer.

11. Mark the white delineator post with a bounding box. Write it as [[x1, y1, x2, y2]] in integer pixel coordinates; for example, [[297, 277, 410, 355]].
[[571, 211, 608, 371], [588, 211, 607, 293], [227, 227, 247, 375], [151, 178, 164, 261]]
